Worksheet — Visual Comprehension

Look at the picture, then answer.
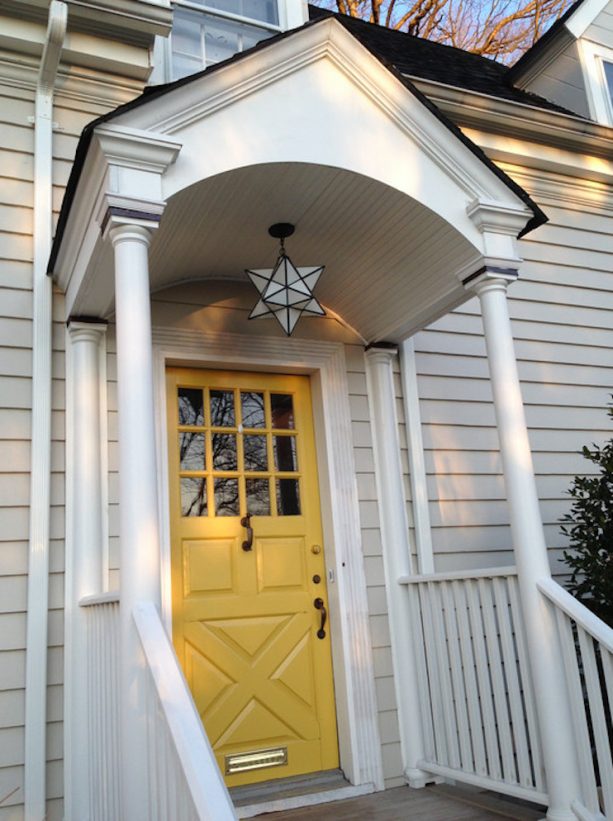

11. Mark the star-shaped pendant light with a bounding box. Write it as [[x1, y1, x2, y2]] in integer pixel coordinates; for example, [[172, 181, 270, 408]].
[[246, 223, 326, 336]]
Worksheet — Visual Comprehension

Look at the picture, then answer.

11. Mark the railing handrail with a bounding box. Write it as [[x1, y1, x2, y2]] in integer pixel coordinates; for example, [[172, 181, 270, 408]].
[[537, 578, 613, 654], [80, 591, 120, 607], [133, 601, 237, 821], [399, 566, 517, 585]]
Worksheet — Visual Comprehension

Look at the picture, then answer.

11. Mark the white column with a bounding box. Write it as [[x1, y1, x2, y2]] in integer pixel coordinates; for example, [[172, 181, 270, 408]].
[[365, 347, 429, 788], [66, 321, 107, 820], [110, 222, 161, 821], [471, 273, 581, 821]]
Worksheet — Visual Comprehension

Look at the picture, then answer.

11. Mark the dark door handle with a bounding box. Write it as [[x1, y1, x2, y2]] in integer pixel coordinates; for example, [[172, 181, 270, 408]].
[[241, 514, 253, 551], [314, 597, 327, 639]]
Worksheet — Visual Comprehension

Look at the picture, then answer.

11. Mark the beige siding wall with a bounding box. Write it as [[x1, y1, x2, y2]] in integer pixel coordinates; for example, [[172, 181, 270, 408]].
[[526, 41, 590, 118], [585, 6, 613, 48], [413, 165, 613, 579], [0, 46, 146, 817]]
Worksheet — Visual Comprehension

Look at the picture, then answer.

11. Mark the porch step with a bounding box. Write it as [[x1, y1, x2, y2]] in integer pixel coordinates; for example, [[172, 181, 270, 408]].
[[230, 769, 350, 808]]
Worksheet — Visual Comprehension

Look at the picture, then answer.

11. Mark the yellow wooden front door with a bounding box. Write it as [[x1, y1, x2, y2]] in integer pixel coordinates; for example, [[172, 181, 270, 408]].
[[167, 368, 339, 787]]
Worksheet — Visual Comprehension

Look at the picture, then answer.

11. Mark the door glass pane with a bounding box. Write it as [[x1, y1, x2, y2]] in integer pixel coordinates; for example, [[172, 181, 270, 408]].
[[276, 478, 300, 515], [178, 388, 204, 426], [210, 390, 235, 427], [246, 478, 270, 516], [212, 433, 237, 471], [271, 393, 294, 429], [181, 477, 207, 516], [180, 432, 206, 470], [241, 391, 265, 428], [274, 435, 297, 472], [214, 478, 239, 516], [244, 435, 268, 471]]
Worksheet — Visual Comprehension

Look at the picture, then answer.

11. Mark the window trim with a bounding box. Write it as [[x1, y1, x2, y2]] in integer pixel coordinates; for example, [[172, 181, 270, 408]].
[[579, 39, 613, 126]]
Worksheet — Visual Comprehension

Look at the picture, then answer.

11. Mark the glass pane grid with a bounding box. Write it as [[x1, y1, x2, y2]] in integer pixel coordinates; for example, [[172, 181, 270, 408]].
[[177, 385, 302, 517]]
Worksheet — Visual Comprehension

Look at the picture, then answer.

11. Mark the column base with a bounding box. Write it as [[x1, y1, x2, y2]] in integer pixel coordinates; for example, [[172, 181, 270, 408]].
[[404, 767, 442, 788], [544, 809, 579, 821]]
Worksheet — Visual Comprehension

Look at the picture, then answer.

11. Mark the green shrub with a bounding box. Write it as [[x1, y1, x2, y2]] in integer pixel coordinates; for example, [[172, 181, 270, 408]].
[[561, 402, 613, 627]]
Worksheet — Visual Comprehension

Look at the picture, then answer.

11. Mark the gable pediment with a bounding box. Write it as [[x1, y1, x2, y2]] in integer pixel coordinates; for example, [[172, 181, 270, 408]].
[[103, 16, 535, 246]]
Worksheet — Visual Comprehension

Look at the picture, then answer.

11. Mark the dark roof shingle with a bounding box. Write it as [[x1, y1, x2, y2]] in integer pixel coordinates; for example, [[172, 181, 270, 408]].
[[309, 5, 582, 116]]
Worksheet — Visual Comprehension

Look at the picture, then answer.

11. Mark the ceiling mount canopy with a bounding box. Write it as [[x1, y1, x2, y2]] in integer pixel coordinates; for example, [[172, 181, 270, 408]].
[[245, 224, 326, 336]]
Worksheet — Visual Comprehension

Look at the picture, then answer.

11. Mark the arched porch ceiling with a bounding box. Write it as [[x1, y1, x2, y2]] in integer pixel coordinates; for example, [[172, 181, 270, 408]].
[[148, 162, 481, 342]]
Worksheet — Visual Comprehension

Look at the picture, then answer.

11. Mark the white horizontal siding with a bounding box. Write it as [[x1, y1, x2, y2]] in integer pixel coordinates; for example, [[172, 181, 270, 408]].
[[0, 74, 112, 818], [413, 172, 613, 579]]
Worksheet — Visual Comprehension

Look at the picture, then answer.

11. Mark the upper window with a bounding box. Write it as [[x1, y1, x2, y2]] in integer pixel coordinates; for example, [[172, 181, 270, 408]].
[[603, 60, 613, 109], [170, 0, 279, 80], [579, 40, 613, 126]]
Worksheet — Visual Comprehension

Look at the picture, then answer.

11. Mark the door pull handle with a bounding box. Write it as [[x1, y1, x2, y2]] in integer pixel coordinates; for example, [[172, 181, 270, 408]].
[[241, 513, 253, 551], [314, 597, 327, 639]]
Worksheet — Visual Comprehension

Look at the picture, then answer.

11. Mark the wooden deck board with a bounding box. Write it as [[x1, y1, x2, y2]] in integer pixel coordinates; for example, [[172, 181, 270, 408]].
[[255, 784, 545, 820]]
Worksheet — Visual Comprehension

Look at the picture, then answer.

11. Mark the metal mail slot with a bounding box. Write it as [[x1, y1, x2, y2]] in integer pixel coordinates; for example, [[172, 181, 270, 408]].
[[225, 746, 288, 775]]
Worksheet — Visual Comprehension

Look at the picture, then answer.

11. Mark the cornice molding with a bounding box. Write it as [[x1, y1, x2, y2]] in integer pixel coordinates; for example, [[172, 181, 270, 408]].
[[500, 164, 613, 214], [94, 124, 182, 173], [0, 55, 145, 107], [410, 76, 613, 161]]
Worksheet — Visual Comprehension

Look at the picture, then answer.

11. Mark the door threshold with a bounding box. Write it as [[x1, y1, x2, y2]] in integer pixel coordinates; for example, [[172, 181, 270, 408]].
[[231, 770, 375, 818]]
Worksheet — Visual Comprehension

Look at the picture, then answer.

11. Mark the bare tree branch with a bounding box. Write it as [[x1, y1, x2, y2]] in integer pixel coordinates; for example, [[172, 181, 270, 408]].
[[314, 0, 573, 63]]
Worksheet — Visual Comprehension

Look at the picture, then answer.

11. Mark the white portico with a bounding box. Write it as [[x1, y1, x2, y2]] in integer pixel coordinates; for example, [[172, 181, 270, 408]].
[[49, 15, 587, 821]]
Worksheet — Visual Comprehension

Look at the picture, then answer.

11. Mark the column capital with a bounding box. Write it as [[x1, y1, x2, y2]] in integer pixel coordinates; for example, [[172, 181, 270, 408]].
[[463, 266, 518, 296], [102, 207, 161, 246], [364, 343, 398, 366], [67, 318, 108, 343]]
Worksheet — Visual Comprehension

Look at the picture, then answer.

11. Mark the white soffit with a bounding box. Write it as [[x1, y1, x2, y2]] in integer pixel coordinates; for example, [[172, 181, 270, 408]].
[[147, 162, 480, 342]]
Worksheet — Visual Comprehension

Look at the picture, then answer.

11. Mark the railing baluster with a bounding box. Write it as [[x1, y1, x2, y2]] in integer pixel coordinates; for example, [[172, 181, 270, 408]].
[[492, 578, 532, 788], [418, 583, 449, 765], [507, 578, 545, 793], [465, 578, 502, 782], [430, 581, 461, 767], [478, 578, 516, 783], [577, 626, 613, 818], [441, 581, 473, 772], [408, 584, 436, 760], [554, 605, 601, 815], [452, 580, 487, 777]]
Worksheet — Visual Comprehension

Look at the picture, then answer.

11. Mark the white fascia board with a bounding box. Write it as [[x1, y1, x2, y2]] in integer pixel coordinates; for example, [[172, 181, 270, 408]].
[[109, 18, 534, 234], [565, 0, 612, 39], [10, 0, 172, 37], [411, 75, 613, 157]]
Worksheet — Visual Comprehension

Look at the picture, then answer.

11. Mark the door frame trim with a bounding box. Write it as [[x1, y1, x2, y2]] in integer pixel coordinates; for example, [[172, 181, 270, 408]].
[[152, 326, 384, 790]]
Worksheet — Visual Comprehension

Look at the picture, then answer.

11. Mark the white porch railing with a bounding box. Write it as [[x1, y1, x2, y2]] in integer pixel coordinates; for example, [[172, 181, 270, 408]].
[[133, 601, 237, 821], [81, 595, 236, 820], [401, 568, 548, 804], [538, 578, 613, 821], [81, 593, 122, 820]]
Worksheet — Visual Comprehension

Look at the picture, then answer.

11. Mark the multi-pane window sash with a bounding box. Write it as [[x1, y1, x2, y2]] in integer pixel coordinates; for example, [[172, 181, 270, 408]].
[[170, 0, 281, 80]]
